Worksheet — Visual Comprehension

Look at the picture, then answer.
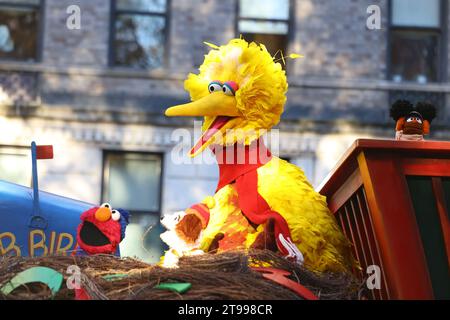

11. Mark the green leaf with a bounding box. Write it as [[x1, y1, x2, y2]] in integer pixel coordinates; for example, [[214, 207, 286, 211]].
[[154, 282, 192, 294], [1, 266, 63, 297]]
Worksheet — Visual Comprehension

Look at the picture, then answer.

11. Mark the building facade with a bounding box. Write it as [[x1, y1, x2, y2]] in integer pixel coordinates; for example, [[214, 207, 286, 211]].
[[0, 0, 449, 261]]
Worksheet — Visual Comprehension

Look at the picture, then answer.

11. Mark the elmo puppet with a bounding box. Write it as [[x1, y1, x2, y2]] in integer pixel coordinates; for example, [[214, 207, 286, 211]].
[[75, 203, 129, 255]]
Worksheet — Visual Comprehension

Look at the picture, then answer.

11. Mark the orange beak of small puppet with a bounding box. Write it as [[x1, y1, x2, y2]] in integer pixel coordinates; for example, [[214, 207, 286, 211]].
[[95, 206, 112, 222]]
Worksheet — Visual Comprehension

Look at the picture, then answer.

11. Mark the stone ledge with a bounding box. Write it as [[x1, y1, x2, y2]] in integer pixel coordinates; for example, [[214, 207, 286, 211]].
[[1, 103, 449, 134], [0, 61, 187, 81], [2, 61, 450, 93]]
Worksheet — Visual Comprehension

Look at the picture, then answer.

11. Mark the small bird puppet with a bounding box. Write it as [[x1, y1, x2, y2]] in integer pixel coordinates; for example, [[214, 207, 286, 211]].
[[161, 38, 357, 273], [74, 202, 129, 256], [390, 99, 437, 141]]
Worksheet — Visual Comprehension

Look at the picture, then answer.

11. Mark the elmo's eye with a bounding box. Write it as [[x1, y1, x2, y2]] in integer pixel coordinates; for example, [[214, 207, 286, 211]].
[[208, 82, 222, 93], [417, 118, 423, 124], [111, 210, 121, 221], [101, 203, 111, 209], [406, 118, 413, 122]]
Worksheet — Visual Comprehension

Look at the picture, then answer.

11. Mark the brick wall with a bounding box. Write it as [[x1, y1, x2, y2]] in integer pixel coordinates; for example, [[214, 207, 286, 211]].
[[292, 0, 388, 80], [43, 0, 110, 67], [1, 0, 447, 132]]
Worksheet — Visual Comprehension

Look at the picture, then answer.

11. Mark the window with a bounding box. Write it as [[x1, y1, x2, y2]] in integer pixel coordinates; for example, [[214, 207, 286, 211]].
[[102, 152, 162, 214], [237, 0, 290, 57], [102, 151, 165, 262], [111, 0, 168, 69], [0, 0, 41, 61], [0, 146, 31, 186], [389, 0, 443, 83]]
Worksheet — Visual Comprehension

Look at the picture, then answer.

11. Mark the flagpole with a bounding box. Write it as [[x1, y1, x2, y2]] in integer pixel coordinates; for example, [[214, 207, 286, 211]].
[[29, 142, 53, 229], [31, 141, 40, 217]]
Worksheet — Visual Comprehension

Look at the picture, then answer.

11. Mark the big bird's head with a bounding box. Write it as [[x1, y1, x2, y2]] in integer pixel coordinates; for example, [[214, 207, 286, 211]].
[[165, 38, 294, 157]]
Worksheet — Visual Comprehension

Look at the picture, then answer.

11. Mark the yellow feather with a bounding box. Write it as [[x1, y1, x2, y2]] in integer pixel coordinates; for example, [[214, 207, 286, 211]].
[[203, 41, 220, 49], [288, 53, 304, 59]]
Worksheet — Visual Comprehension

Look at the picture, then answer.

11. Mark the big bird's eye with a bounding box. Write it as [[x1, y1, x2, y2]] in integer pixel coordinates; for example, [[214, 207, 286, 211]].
[[222, 81, 238, 96], [111, 210, 121, 221], [208, 81, 222, 93]]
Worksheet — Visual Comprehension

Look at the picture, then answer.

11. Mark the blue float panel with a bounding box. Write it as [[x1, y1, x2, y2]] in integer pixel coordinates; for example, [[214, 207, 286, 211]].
[[0, 179, 93, 257]]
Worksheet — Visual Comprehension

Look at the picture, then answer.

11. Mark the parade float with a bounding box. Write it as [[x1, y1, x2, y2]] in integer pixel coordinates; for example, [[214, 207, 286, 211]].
[[0, 39, 449, 300]]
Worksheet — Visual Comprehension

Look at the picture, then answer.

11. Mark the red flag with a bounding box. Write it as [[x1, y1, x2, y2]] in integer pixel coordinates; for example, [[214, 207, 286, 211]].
[[36, 145, 53, 159]]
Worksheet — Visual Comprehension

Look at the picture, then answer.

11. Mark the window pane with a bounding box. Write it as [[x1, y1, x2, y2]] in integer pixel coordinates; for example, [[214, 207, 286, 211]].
[[119, 214, 167, 263], [116, 0, 166, 13], [0, 6, 39, 61], [392, 0, 440, 28], [241, 33, 287, 57], [239, 20, 288, 35], [0, 148, 30, 186], [240, 0, 289, 20], [390, 30, 439, 82], [104, 153, 161, 212], [114, 14, 165, 68]]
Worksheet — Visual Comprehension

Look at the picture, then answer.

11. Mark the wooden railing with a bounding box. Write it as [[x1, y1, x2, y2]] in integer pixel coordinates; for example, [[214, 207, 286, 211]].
[[319, 139, 450, 300]]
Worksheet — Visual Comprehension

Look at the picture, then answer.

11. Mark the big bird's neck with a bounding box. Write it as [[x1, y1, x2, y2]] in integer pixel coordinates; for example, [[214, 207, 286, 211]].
[[212, 138, 272, 192]]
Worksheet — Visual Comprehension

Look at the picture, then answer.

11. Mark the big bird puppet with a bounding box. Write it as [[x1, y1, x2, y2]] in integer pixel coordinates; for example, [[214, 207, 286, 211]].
[[162, 38, 356, 274]]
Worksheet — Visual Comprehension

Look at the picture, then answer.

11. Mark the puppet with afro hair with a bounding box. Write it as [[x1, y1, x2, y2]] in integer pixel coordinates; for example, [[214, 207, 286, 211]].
[[390, 99, 436, 141]]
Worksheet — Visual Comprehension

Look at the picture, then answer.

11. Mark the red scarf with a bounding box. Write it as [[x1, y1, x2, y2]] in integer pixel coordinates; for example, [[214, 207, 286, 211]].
[[212, 138, 292, 255]]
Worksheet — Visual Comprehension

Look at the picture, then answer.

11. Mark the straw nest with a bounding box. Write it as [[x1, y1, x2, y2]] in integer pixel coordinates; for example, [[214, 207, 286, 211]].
[[0, 250, 364, 300]]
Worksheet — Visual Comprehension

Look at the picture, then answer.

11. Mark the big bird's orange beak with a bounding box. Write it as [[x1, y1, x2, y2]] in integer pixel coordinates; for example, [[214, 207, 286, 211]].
[[165, 92, 238, 117], [165, 92, 240, 157]]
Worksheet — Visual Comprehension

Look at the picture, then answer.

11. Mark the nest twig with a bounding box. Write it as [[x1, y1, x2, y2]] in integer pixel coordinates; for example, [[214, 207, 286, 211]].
[[0, 250, 361, 300]]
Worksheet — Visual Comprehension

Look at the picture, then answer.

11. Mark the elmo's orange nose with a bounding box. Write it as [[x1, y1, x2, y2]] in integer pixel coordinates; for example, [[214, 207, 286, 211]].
[[95, 207, 111, 222]]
